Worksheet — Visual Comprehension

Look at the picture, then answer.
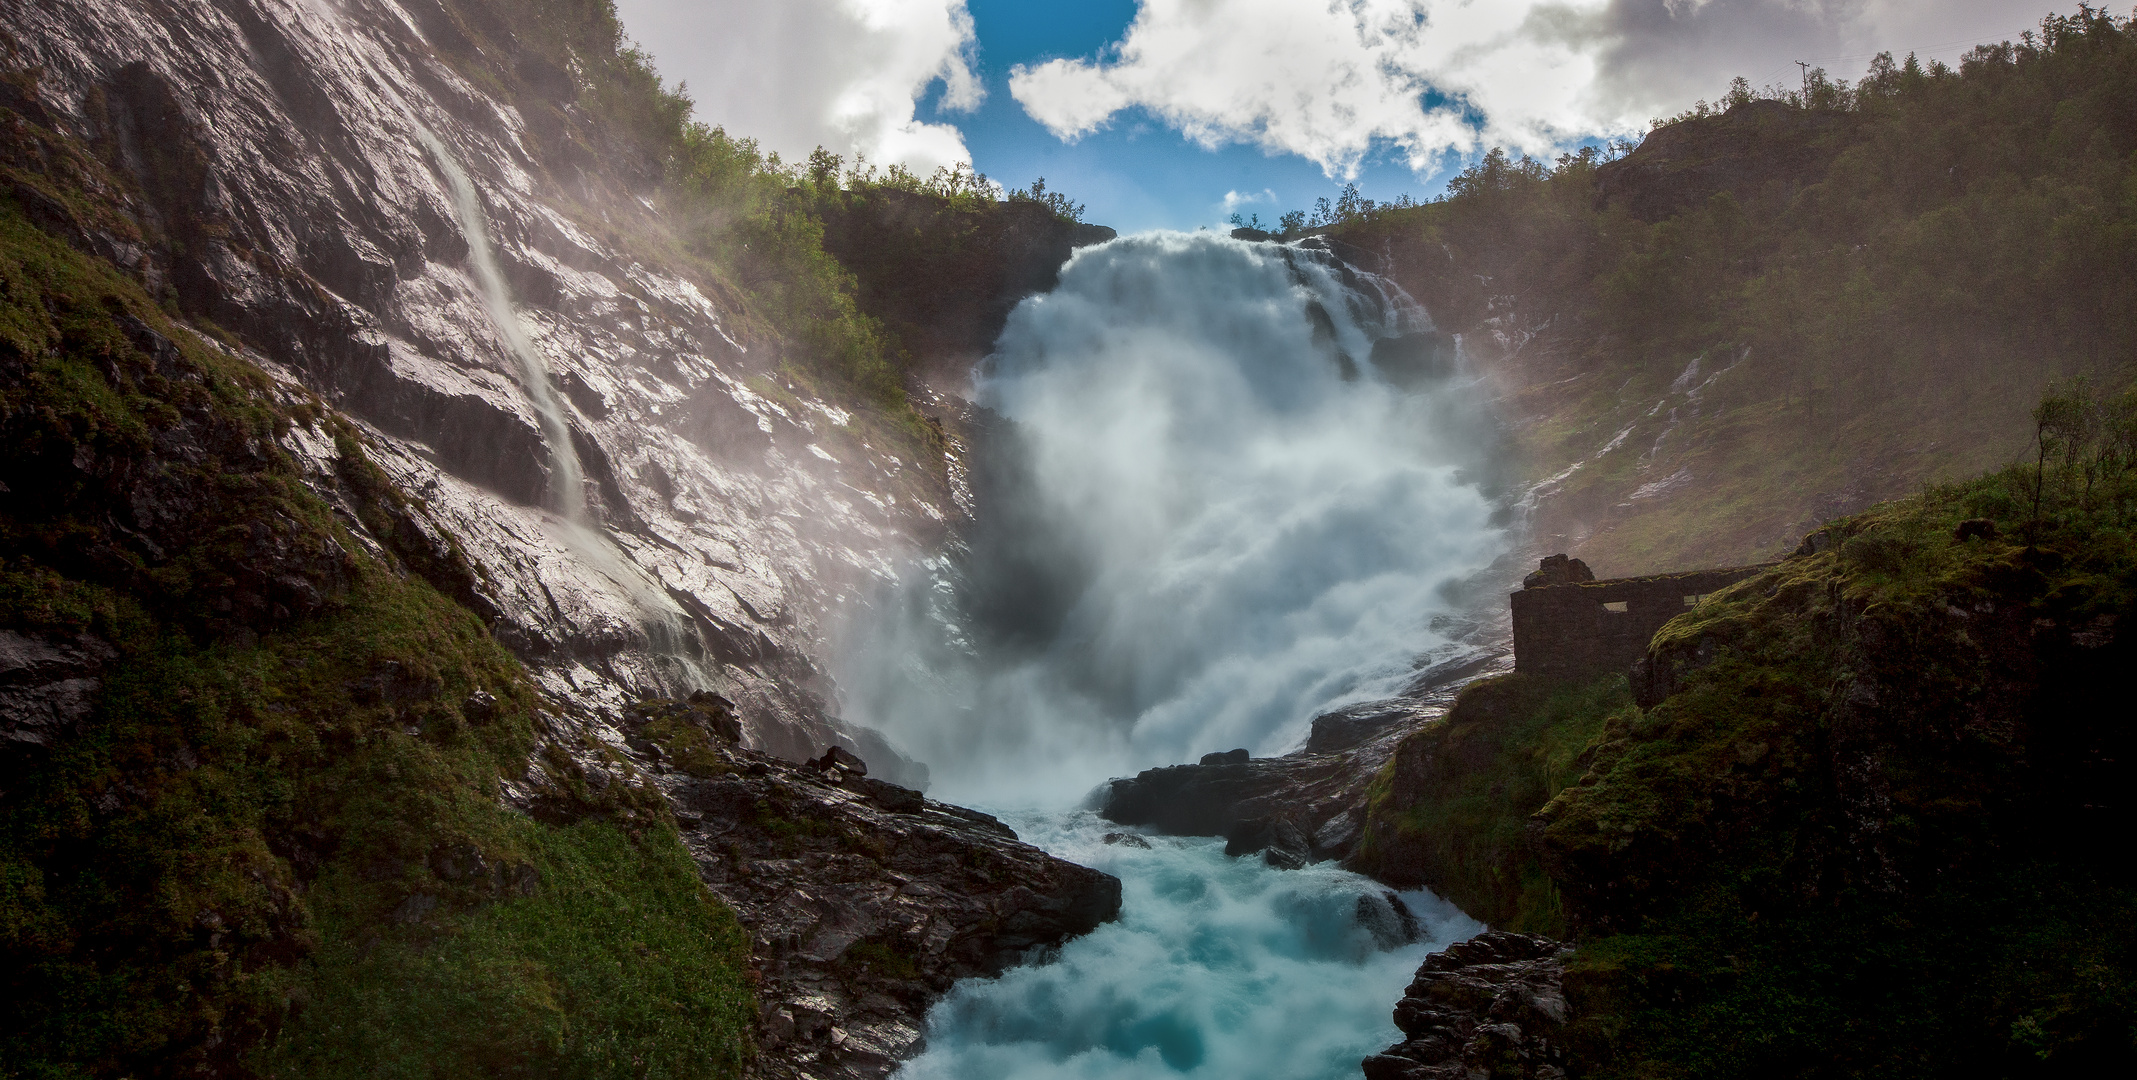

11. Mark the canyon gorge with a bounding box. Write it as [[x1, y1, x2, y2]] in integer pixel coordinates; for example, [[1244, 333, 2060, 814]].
[[2, 2, 2132, 1079]]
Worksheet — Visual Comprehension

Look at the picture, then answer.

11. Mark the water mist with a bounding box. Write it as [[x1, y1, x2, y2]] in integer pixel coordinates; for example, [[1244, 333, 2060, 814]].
[[841, 232, 1505, 807], [847, 232, 1507, 1078]]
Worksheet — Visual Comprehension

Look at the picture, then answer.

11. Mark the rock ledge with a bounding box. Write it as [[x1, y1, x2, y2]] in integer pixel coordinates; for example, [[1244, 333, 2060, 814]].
[[1364, 931, 1573, 1080]]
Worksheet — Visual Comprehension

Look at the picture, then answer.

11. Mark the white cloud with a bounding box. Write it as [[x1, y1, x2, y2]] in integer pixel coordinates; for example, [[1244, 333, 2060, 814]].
[[612, 0, 983, 172], [1008, 0, 2043, 179]]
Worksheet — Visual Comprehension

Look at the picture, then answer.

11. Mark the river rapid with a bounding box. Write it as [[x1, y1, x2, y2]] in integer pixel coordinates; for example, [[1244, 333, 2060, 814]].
[[898, 810, 1481, 1079]]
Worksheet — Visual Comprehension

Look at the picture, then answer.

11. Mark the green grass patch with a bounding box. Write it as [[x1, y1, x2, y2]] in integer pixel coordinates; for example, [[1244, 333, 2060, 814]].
[[0, 129, 754, 1077], [1351, 672, 1632, 935], [259, 820, 754, 1080]]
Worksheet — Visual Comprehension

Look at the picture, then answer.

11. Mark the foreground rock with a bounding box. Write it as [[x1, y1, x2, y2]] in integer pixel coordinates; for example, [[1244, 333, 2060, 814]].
[[625, 698, 1122, 1080], [1363, 932, 1572, 1080], [1098, 650, 1510, 866]]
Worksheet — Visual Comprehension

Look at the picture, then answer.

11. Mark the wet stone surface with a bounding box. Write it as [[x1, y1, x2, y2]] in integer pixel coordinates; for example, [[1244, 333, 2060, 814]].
[[1098, 651, 1512, 870], [618, 698, 1122, 1080], [1364, 931, 1574, 1080], [9, 0, 962, 770]]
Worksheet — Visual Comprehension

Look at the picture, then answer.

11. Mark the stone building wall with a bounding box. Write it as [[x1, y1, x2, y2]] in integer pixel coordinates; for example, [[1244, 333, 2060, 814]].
[[1510, 562, 1772, 678]]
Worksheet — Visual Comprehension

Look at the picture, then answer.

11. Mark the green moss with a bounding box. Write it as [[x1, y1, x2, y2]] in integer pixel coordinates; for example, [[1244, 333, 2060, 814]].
[[0, 118, 753, 1077], [637, 714, 729, 779], [258, 820, 754, 1080], [838, 938, 919, 981], [1351, 672, 1630, 935], [1533, 459, 2137, 1077]]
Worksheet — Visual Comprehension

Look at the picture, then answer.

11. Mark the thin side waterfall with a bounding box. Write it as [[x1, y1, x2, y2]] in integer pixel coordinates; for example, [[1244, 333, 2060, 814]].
[[416, 128, 721, 700], [416, 127, 588, 521]]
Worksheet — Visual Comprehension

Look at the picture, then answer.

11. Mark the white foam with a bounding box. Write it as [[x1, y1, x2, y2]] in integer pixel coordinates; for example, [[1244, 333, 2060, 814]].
[[840, 232, 1504, 804], [896, 811, 1483, 1079]]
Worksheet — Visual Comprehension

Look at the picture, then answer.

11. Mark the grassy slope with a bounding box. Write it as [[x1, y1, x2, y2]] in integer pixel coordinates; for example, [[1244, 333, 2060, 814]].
[[1544, 465, 2137, 1077], [0, 101, 752, 1080], [1360, 448, 2137, 1076]]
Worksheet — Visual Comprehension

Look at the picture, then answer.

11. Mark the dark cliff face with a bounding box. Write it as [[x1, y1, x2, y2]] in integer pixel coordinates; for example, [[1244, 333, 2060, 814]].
[[0, 2, 1129, 1076], [1347, 674, 1629, 935], [1591, 99, 1857, 222], [1537, 528, 2133, 939], [3, 0, 961, 769]]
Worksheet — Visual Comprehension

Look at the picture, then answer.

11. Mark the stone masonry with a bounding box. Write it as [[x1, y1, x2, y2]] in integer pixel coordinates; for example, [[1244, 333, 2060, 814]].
[[1510, 556, 1770, 678]]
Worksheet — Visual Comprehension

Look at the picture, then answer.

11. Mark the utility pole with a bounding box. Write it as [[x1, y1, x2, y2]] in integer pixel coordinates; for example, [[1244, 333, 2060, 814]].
[[1796, 60, 1811, 97]]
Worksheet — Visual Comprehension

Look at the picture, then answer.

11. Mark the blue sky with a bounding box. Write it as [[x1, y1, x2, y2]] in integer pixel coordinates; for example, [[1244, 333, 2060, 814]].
[[934, 2, 1445, 233], [613, 0, 2045, 236]]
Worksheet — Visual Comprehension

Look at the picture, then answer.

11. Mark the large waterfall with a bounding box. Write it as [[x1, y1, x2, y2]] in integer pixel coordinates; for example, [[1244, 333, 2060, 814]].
[[842, 232, 1507, 1078], [842, 231, 1505, 805]]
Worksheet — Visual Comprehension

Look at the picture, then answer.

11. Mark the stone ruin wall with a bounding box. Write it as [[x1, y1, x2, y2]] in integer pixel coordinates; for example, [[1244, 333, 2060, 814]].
[[1510, 563, 1773, 678]]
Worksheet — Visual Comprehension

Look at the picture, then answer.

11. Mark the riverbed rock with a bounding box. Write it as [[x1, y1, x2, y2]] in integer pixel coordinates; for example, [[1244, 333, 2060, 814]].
[[1363, 931, 1572, 1080], [1098, 652, 1512, 865], [642, 734, 1121, 1080]]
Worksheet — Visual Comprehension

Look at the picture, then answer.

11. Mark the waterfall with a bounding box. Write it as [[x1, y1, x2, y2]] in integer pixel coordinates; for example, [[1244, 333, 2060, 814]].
[[839, 231, 1505, 806], [853, 232, 1507, 1078], [416, 127, 588, 521]]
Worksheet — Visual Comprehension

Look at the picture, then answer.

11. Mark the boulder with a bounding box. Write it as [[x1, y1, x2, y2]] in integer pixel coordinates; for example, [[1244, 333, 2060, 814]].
[[664, 742, 1121, 1080], [1363, 931, 1572, 1080], [813, 744, 869, 776]]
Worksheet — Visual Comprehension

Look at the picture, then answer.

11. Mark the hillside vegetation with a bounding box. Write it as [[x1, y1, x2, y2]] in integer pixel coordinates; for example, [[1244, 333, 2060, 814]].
[[1362, 378, 2137, 1076], [1316, 7, 2137, 574]]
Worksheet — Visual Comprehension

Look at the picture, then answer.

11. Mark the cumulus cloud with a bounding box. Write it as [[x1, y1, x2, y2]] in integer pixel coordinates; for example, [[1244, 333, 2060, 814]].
[[1009, 0, 2041, 178], [612, 0, 984, 172]]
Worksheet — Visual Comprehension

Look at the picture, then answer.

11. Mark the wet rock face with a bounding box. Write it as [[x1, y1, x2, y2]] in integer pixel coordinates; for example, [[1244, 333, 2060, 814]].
[[1364, 931, 1573, 1080], [640, 728, 1121, 1080], [0, 631, 117, 747], [7, 0, 953, 764]]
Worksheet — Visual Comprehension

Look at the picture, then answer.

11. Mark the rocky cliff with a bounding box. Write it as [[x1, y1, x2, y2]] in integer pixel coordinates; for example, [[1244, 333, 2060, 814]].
[[0, 1, 1127, 1076], [6, 0, 952, 775]]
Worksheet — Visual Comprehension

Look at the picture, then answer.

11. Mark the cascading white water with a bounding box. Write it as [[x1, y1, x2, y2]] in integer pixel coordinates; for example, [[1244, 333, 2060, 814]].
[[416, 127, 588, 520], [842, 232, 1509, 1079], [842, 231, 1504, 806]]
